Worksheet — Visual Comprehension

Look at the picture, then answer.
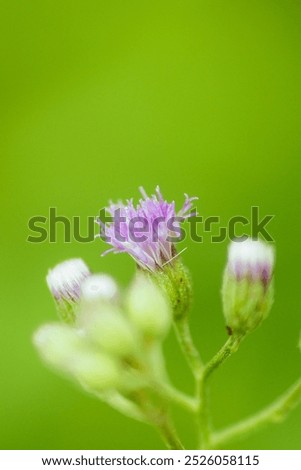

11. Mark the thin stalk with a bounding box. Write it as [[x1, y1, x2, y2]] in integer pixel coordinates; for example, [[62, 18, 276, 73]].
[[197, 334, 243, 449], [197, 375, 210, 449], [156, 413, 185, 450], [104, 392, 147, 423], [133, 389, 185, 450], [152, 381, 198, 413], [203, 335, 243, 383], [128, 366, 198, 413], [212, 377, 301, 448], [174, 317, 203, 379]]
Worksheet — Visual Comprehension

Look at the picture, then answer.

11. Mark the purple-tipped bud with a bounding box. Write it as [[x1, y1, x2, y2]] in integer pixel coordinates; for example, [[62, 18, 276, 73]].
[[46, 258, 91, 323], [222, 239, 275, 335]]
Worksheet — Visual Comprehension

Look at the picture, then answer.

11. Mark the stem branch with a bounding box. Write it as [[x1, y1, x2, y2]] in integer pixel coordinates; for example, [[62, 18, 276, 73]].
[[152, 381, 198, 413], [197, 334, 243, 449], [156, 413, 185, 450], [174, 317, 203, 379], [133, 390, 185, 450], [212, 377, 301, 448], [203, 335, 243, 383]]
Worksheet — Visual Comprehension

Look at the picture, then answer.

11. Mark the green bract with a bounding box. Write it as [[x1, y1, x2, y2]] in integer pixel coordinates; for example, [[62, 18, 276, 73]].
[[152, 260, 192, 320]]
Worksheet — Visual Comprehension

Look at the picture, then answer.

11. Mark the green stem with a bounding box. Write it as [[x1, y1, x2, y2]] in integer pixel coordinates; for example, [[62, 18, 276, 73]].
[[132, 389, 185, 450], [153, 381, 198, 413], [212, 377, 301, 448], [104, 392, 147, 423], [203, 335, 243, 383], [156, 413, 185, 450], [197, 375, 210, 449], [174, 317, 207, 448], [174, 317, 203, 379], [197, 334, 243, 449], [173, 320, 243, 449], [128, 367, 198, 413]]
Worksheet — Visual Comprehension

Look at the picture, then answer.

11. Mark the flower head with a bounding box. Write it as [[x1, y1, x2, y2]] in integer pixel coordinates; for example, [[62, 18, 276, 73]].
[[222, 239, 275, 335], [97, 186, 197, 271]]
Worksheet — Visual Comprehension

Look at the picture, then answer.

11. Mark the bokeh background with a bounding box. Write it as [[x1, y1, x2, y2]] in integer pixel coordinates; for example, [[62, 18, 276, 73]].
[[1, 0, 301, 450]]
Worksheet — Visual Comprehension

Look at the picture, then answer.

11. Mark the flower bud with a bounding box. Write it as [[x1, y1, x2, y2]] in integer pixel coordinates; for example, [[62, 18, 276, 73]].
[[69, 351, 120, 391], [83, 309, 136, 358], [46, 259, 91, 323], [33, 323, 85, 372], [81, 274, 118, 302], [222, 239, 275, 335], [126, 274, 171, 338], [33, 323, 120, 391]]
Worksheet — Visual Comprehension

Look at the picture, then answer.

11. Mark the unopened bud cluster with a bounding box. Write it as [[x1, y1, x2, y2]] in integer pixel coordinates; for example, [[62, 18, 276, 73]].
[[34, 259, 171, 399]]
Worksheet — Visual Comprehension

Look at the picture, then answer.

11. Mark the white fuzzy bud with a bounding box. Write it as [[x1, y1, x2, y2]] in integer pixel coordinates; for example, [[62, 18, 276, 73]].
[[81, 274, 118, 302], [46, 259, 91, 323]]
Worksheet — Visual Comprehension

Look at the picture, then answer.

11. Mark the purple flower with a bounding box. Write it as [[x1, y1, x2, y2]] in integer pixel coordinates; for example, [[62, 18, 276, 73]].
[[97, 186, 198, 271]]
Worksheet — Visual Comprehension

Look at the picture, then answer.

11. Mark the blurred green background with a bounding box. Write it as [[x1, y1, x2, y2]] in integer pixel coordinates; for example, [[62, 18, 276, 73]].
[[1, 0, 301, 450]]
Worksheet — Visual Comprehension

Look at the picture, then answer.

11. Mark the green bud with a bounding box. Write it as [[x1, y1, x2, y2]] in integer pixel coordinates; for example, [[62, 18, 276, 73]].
[[83, 309, 137, 358], [77, 274, 121, 324], [80, 274, 119, 303], [222, 239, 275, 336], [70, 351, 120, 392], [126, 274, 171, 338], [33, 323, 120, 392], [33, 323, 86, 371]]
